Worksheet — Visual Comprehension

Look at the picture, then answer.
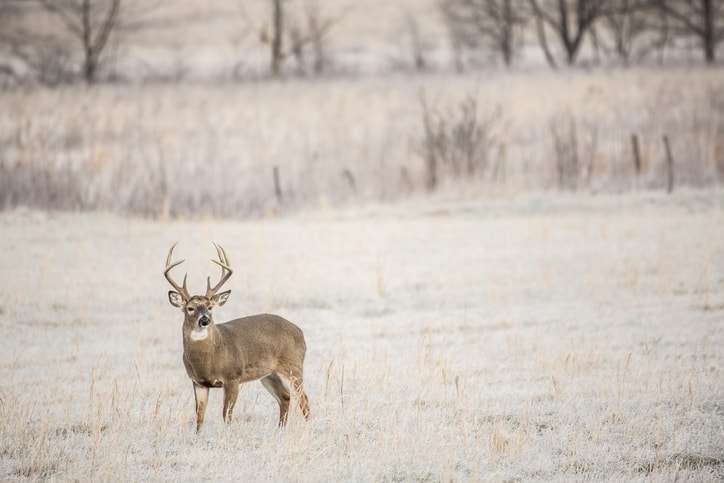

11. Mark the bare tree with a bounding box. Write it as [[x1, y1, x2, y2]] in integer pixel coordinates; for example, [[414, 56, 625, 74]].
[[654, 0, 724, 63], [440, 0, 527, 68], [528, 0, 612, 65], [0, 1, 25, 82], [37, 0, 122, 83], [650, 3, 674, 64], [265, 0, 285, 77], [36, 0, 166, 83], [305, 0, 341, 74], [261, 0, 345, 77], [532, 3, 559, 67], [600, 0, 657, 64], [0, 1, 77, 86], [402, 12, 431, 71]]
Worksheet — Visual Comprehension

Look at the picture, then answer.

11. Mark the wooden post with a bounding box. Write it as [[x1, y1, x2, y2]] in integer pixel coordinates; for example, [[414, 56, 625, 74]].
[[419, 91, 438, 192], [341, 169, 357, 194], [663, 135, 674, 194], [631, 134, 642, 182], [273, 165, 282, 203]]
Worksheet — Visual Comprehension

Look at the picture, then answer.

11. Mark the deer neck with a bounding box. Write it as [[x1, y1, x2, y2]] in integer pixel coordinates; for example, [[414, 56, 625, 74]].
[[182, 320, 221, 353], [182, 321, 225, 386]]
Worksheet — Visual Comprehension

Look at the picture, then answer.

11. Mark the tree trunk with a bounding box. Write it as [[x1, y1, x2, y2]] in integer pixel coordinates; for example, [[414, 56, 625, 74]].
[[502, 0, 513, 67], [565, 45, 576, 64], [310, 17, 325, 74], [557, 0, 573, 65], [81, 0, 95, 83], [534, 11, 557, 68], [704, 40, 716, 63], [271, 0, 284, 77], [83, 53, 97, 83], [502, 42, 512, 67], [703, 0, 716, 63]]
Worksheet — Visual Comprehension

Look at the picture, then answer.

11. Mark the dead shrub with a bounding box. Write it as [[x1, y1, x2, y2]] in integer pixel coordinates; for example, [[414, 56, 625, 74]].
[[417, 92, 503, 191], [549, 112, 598, 191]]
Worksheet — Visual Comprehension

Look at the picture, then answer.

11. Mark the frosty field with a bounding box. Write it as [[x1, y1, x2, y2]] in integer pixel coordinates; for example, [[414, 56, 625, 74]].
[[0, 190, 723, 481], [3, 68, 723, 216]]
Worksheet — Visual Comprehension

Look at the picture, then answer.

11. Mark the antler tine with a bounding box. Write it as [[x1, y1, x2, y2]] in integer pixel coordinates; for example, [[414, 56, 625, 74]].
[[164, 243, 190, 301], [206, 242, 233, 297], [212, 242, 230, 269], [220, 244, 230, 266], [166, 242, 177, 267]]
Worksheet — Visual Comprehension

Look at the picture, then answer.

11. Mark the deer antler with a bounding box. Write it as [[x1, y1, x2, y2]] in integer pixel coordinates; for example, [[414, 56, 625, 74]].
[[206, 242, 233, 298], [164, 243, 190, 301]]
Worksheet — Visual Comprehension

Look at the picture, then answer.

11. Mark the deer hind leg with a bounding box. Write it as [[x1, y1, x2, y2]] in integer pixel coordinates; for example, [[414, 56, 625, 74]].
[[222, 382, 240, 424], [193, 382, 209, 433], [261, 373, 291, 427], [284, 367, 310, 420]]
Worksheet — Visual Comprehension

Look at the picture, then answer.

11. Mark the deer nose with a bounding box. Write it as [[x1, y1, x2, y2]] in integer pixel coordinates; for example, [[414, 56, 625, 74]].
[[199, 315, 210, 327]]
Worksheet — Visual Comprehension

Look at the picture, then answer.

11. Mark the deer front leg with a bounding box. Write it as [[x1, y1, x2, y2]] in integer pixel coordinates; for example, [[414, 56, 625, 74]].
[[193, 382, 209, 433], [222, 382, 240, 424]]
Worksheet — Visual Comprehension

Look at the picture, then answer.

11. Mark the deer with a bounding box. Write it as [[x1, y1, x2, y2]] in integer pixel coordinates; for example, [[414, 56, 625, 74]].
[[163, 243, 310, 432]]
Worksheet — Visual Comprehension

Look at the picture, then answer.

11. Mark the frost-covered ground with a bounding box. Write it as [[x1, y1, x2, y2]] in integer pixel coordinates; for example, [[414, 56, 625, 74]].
[[1, 190, 723, 481]]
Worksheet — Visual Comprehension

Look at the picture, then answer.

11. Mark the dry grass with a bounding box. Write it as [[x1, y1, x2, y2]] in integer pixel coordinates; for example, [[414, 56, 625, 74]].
[[0, 191, 723, 481], [1, 68, 722, 217]]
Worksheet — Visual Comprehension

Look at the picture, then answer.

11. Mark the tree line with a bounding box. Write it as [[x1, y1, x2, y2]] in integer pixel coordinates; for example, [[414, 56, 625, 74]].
[[442, 0, 724, 68], [0, 0, 722, 87]]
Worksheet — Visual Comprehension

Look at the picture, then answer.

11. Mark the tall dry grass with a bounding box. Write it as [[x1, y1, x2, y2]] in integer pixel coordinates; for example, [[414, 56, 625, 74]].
[[1, 68, 722, 217]]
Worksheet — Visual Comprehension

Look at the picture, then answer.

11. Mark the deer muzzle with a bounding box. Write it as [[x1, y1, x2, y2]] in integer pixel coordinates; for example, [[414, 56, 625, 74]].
[[198, 315, 210, 327]]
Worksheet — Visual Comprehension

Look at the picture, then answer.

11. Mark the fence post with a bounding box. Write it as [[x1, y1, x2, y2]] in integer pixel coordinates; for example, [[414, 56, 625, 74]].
[[631, 134, 641, 188], [663, 135, 674, 194], [273, 165, 283, 203]]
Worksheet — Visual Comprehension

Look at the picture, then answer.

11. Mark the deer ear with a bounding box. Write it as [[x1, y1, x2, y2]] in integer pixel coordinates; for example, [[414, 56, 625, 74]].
[[168, 291, 184, 308], [213, 290, 231, 306]]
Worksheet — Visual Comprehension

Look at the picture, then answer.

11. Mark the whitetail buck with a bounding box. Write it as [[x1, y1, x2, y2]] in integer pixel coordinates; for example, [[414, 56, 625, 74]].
[[164, 243, 310, 432]]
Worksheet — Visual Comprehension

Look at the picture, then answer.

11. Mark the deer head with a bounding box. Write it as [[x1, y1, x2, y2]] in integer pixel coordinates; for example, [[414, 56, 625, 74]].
[[164, 243, 233, 338]]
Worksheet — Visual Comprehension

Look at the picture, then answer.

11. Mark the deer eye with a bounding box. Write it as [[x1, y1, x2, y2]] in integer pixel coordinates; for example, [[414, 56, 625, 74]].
[[186, 306, 195, 314]]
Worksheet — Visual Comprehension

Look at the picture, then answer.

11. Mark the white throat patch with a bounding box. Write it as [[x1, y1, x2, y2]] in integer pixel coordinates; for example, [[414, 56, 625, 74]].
[[190, 327, 209, 341]]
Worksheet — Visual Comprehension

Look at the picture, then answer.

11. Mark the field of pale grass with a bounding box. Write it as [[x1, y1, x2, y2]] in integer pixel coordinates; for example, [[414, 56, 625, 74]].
[[1, 68, 723, 217], [0, 190, 723, 481]]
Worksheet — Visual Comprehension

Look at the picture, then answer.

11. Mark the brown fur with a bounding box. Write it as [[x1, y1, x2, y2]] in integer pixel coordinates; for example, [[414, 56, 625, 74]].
[[165, 245, 310, 432], [181, 301, 310, 431]]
